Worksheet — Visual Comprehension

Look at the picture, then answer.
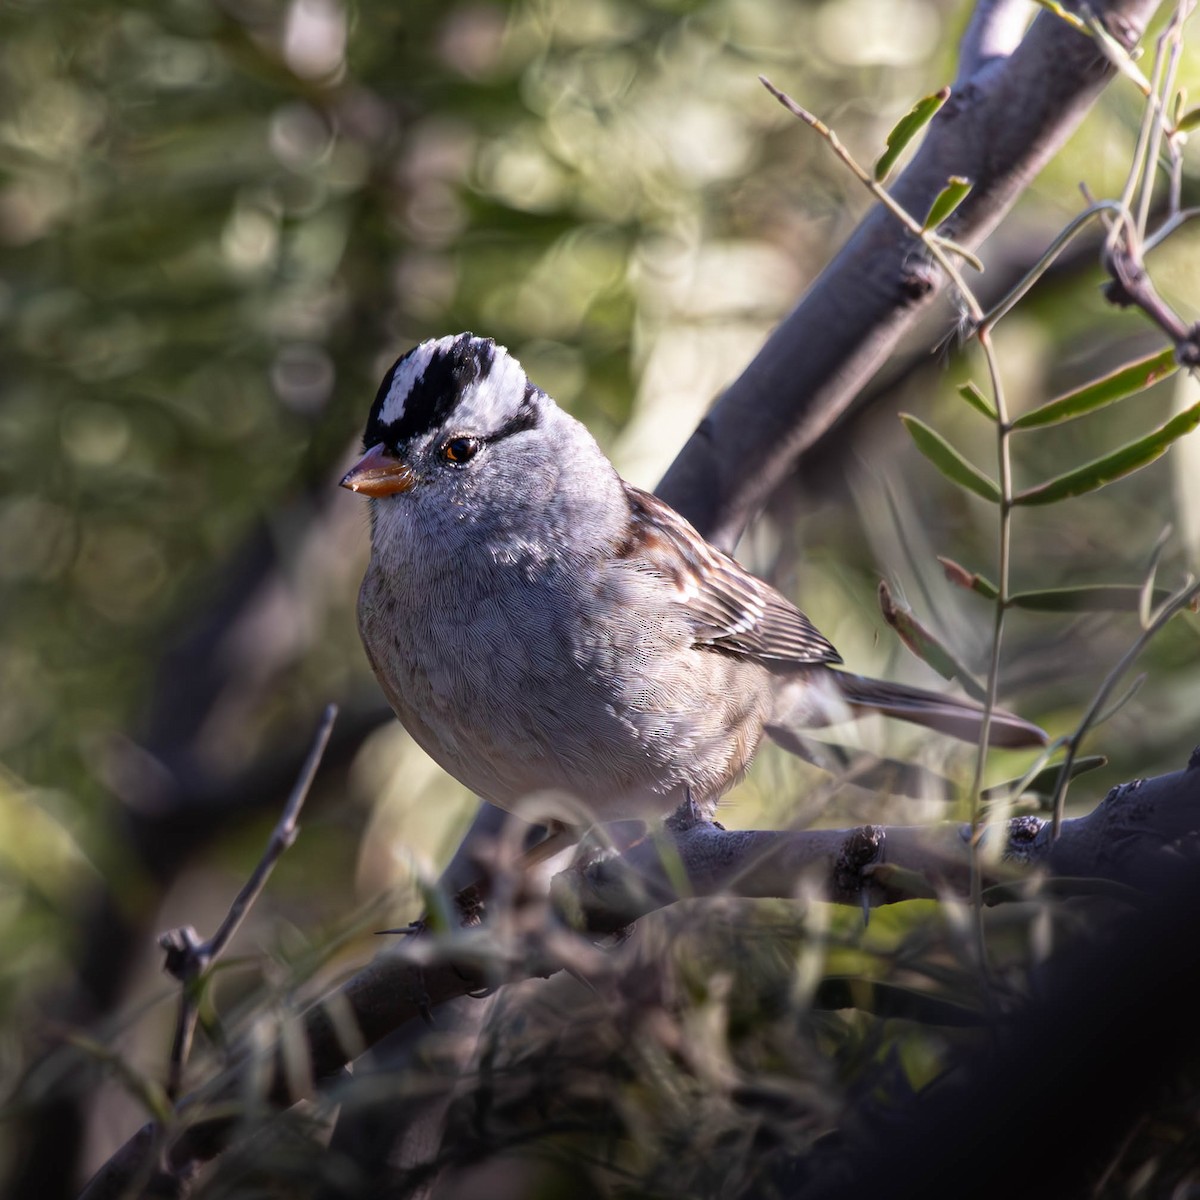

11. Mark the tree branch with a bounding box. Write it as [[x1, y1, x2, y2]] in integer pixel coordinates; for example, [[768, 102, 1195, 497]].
[[157, 704, 337, 1100], [794, 767, 1200, 1198], [656, 0, 1164, 549], [1103, 240, 1200, 363], [78, 757, 1200, 1198]]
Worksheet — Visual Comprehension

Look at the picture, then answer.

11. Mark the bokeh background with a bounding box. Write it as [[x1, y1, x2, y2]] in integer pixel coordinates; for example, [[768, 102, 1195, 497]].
[[2, 0, 1198, 1194]]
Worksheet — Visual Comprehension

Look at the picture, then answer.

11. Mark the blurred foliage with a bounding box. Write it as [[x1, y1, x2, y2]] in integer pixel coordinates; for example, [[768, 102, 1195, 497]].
[[1, 0, 1199, 1196]]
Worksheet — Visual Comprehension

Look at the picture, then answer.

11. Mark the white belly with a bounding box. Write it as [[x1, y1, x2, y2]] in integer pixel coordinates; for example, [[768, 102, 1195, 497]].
[[358, 556, 771, 825]]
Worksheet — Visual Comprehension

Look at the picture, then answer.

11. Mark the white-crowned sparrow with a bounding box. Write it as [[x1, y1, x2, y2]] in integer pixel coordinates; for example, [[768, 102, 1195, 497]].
[[341, 334, 1044, 829]]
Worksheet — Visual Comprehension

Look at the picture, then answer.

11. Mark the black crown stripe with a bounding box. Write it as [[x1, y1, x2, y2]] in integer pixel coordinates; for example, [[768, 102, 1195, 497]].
[[364, 335, 497, 449]]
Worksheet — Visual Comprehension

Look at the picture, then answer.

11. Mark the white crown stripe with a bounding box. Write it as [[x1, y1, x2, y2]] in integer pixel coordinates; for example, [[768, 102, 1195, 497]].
[[379, 341, 440, 427], [479, 354, 530, 416]]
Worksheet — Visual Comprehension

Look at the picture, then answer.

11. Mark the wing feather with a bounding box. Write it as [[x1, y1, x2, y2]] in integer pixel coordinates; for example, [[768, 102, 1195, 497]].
[[620, 484, 842, 669]]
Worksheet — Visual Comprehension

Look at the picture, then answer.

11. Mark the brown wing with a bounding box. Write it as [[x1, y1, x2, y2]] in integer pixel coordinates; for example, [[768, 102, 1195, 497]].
[[620, 484, 842, 669]]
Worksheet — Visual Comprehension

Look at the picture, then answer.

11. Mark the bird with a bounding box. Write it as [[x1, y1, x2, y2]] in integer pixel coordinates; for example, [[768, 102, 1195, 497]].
[[341, 333, 1045, 835]]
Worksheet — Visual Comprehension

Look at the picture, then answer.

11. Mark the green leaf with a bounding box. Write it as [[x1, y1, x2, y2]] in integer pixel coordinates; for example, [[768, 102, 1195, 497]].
[[874, 87, 950, 182], [1177, 105, 1200, 133], [1139, 528, 1171, 627], [958, 380, 997, 420], [1007, 584, 1174, 612], [984, 876, 1140, 905], [1011, 346, 1178, 430], [815, 976, 984, 1025], [983, 755, 1107, 801], [901, 415, 1001, 502], [878, 579, 987, 700], [1014, 395, 1200, 505], [937, 556, 999, 600], [923, 175, 972, 230]]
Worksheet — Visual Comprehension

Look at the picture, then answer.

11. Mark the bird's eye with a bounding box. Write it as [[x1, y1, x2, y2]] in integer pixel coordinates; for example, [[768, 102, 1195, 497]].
[[441, 436, 479, 465]]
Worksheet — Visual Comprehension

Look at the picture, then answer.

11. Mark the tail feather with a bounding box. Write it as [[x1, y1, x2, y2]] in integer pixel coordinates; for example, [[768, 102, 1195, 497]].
[[770, 669, 1047, 750], [833, 671, 1047, 749]]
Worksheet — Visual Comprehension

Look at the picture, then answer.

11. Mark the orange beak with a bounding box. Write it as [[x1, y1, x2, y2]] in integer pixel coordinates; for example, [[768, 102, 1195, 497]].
[[340, 443, 416, 497]]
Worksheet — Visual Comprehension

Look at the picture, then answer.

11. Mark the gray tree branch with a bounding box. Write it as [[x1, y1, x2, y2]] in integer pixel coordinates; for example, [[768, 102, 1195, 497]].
[[656, 0, 1164, 550]]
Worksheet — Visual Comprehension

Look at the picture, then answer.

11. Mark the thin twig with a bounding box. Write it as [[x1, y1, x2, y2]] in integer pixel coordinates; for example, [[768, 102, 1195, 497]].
[[974, 0, 1200, 846], [758, 78, 984, 299], [158, 702, 338, 1099], [761, 73, 1033, 985], [1134, 6, 1185, 237], [966, 324, 1015, 983], [1124, 3, 1173, 241], [1103, 243, 1200, 363], [1092, 2, 1200, 362], [1049, 578, 1200, 835], [1084, 6, 1155, 97], [976, 201, 1124, 328]]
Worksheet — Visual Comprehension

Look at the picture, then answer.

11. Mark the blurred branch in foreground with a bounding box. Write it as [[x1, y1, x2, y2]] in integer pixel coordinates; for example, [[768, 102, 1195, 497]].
[[79, 755, 1200, 1198]]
